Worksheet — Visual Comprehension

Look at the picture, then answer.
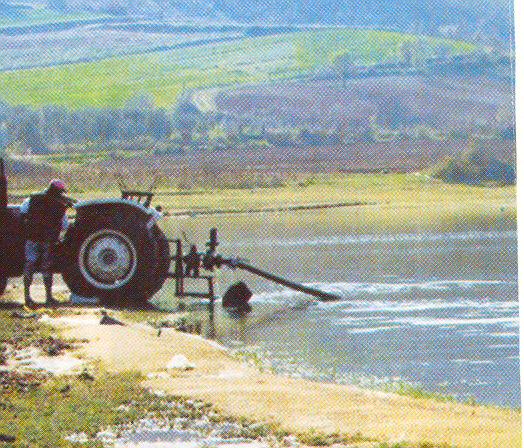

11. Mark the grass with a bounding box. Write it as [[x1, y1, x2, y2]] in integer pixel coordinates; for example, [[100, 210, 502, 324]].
[[0, 370, 144, 447], [0, 28, 477, 109], [0, 309, 55, 350], [7, 167, 516, 232], [0, 360, 365, 447], [386, 381, 456, 403], [297, 428, 370, 446], [0, 309, 314, 447], [0, 304, 519, 448], [294, 28, 475, 70], [137, 173, 515, 223], [379, 444, 456, 448]]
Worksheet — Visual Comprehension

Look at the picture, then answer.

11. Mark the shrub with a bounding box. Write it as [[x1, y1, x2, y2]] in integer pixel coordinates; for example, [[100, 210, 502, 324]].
[[433, 142, 515, 185]]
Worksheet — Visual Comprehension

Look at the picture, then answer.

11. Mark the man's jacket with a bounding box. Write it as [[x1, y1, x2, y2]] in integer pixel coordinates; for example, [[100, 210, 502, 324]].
[[22, 192, 69, 242]]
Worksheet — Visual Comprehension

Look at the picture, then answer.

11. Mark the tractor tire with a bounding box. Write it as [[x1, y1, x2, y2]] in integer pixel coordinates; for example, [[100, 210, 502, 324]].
[[61, 217, 170, 307], [148, 226, 171, 297]]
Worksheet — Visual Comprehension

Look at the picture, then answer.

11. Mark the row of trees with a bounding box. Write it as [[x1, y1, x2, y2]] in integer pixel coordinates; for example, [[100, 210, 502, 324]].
[[326, 46, 513, 88], [0, 90, 515, 156], [0, 95, 184, 154]]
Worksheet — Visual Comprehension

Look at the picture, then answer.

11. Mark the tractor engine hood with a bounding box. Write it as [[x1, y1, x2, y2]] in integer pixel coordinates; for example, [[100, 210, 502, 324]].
[[74, 198, 162, 229]]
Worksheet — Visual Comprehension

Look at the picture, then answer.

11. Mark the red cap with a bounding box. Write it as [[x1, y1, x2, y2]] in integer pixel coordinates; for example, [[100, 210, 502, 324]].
[[50, 179, 66, 192]]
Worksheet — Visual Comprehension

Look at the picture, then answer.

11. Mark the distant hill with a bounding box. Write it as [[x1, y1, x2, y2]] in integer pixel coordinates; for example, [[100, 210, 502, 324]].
[[213, 74, 513, 138], [0, 28, 481, 109], [47, 0, 512, 48]]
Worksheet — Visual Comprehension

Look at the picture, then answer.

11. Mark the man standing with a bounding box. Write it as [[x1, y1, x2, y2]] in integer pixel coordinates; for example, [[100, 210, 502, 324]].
[[20, 179, 70, 308]]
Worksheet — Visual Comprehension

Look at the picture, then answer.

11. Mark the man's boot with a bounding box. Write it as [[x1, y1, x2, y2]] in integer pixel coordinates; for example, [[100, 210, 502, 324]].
[[44, 276, 59, 308], [23, 267, 37, 309]]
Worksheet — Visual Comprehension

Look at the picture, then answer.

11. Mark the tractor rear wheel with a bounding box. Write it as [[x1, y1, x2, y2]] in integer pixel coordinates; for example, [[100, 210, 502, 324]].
[[148, 227, 171, 297], [61, 217, 170, 307]]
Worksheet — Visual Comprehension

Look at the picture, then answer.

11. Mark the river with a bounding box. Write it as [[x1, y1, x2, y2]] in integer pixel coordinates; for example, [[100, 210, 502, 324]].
[[153, 206, 519, 408]]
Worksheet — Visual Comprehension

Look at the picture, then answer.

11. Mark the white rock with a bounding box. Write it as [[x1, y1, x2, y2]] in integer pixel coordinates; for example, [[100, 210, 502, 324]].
[[148, 388, 166, 397], [97, 429, 117, 441], [166, 355, 195, 370], [147, 372, 171, 380], [14, 347, 40, 360]]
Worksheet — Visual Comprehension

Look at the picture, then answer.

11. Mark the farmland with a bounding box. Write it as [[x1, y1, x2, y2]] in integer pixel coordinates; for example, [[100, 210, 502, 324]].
[[5, 138, 515, 195], [0, 28, 478, 109], [0, 22, 244, 72], [214, 74, 513, 132]]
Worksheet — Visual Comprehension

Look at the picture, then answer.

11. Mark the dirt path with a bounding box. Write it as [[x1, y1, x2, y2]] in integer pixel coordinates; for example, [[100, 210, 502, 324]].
[[56, 310, 521, 448]]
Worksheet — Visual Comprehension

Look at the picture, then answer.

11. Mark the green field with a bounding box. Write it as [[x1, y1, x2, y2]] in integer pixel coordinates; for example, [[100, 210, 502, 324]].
[[0, 28, 476, 109]]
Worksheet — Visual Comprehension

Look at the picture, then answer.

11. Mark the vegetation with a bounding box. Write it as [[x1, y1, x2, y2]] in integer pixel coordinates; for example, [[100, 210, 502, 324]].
[[433, 140, 515, 185], [0, 369, 142, 447], [0, 26, 509, 160], [0, 29, 477, 109], [0, 367, 377, 447], [0, 309, 55, 351], [295, 29, 475, 71], [297, 428, 369, 446], [0, 308, 369, 448], [385, 381, 455, 403]]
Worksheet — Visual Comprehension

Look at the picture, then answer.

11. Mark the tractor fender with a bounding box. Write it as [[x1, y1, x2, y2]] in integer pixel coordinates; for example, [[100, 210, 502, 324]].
[[73, 198, 161, 229]]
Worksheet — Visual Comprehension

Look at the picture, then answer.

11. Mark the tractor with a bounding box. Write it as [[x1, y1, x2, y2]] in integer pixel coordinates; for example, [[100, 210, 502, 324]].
[[0, 158, 339, 308], [0, 159, 170, 306]]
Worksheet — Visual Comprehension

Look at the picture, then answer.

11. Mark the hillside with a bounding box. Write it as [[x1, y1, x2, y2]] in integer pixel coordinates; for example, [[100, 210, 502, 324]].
[[213, 74, 513, 135], [0, 19, 246, 71], [0, 1, 511, 74], [0, 28, 479, 108], [0, 1, 101, 27]]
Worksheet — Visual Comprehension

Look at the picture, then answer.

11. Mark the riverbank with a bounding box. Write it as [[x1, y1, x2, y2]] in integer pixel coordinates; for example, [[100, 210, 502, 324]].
[[1, 174, 518, 447], [0, 293, 520, 448], [65, 311, 521, 448], [9, 172, 516, 221]]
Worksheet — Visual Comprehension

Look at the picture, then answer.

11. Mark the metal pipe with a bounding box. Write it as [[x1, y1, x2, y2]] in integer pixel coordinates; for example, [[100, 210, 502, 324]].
[[224, 258, 341, 302]]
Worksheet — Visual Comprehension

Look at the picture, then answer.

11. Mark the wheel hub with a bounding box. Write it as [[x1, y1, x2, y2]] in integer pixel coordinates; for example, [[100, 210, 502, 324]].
[[79, 230, 138, 289]]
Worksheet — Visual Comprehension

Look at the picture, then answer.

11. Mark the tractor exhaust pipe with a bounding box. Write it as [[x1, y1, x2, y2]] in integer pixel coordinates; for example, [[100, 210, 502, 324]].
[[0, 158, 7, 214]]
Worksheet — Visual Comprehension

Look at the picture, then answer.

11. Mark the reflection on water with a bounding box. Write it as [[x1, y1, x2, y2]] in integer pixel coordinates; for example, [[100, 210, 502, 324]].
[[152, 207, 518, 407]]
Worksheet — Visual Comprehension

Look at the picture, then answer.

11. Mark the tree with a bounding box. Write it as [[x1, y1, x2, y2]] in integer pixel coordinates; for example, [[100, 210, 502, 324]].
[[376, 97, 412, 129], [40, 105, 69, 146], [94, 108, 122, 141], [332, 52, 357, 88], [0, 123, 10, 154], [172, 98, 203, 146], [146, 109, 173, 140], [7, 106, 47, 154]]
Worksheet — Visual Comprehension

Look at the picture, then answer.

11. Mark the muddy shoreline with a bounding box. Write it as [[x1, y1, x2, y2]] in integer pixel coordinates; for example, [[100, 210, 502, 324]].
[[0, 289, 520, 448]]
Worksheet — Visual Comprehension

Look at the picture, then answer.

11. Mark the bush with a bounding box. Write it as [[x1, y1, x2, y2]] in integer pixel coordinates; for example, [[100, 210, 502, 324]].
[[433, 142, 515, 185]]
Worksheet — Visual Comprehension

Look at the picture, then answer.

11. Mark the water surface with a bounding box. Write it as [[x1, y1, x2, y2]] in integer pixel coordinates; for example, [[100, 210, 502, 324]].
[[154, 207, 518, 407]]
